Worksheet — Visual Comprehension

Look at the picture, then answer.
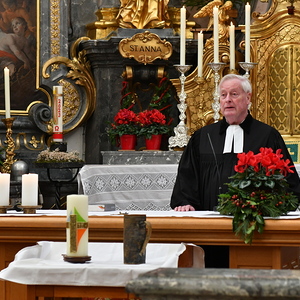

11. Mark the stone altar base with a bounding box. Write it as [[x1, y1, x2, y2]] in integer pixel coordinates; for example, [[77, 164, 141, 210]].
[[126, 267, 300, 300]]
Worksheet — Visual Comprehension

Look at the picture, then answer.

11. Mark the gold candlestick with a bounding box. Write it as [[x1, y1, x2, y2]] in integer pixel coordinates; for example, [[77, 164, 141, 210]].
[[1, 117, 17, 173]]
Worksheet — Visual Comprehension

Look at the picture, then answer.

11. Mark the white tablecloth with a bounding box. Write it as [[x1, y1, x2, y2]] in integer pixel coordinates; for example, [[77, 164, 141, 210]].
[[0, 241, 201, 287], [1, 210, 300, 218], [78, 164, 178, 211]]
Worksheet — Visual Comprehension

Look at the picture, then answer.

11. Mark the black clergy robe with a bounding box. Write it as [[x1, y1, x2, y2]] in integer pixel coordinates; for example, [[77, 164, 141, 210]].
[[171, 114, 300, 211]]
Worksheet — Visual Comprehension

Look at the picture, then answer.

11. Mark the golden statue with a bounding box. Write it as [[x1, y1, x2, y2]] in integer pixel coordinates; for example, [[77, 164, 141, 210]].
[[193, 0, 233, 47], [117, 0, 170, 29]]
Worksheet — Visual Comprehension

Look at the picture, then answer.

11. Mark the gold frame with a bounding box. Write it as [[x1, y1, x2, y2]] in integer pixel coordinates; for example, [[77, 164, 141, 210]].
[[0, 0, 51, 116]]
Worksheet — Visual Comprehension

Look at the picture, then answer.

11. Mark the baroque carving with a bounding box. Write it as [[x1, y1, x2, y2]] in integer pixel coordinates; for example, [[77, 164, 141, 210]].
[[28, 103, 52, 133], [193, 0, 233, 47], [251, 3, 300, 138], [42, 37, 96, 133], [86, 6, 195, 40], [117, 0, 170, 29], [50, 0, 61, 70], [86, 7, 120, 40]]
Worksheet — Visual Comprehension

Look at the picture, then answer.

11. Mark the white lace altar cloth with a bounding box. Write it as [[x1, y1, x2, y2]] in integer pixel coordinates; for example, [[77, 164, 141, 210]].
[[78, 164, 178, 211]]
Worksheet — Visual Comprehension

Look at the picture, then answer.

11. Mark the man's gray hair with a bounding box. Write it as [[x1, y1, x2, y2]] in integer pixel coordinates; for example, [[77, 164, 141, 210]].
[[218, 74, 252, 94]]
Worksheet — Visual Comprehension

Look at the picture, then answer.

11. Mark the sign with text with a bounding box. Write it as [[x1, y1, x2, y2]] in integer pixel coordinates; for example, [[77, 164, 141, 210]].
[[119, 31, 173, 65]]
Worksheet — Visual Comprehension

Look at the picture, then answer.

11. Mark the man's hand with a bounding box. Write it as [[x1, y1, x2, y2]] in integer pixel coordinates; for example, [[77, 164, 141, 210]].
[[174, 205, 195, 211]]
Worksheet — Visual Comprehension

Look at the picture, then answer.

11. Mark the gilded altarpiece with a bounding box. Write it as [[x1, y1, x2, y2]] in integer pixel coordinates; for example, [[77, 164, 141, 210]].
[[170, 0, 300, 163], [251, 0, 300, 132], [249, 0, 300, 162]]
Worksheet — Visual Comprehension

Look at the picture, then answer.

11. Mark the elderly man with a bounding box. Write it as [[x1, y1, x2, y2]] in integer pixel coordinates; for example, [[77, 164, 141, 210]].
[[170, 74, 300, 268], [171, 74, 300, 212]]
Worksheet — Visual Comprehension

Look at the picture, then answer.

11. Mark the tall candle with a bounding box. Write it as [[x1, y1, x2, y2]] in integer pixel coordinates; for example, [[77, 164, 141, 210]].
[[213, 6, 219, 63], [66, 195, 89, 257], [0, 173, 10, 206], [229, 22, 235, 70], [198, 32, 203, 77], [180, 6, 186, 65], [4, 67, 10, 119], [53, 86, 63, 142], [21, 173, 38, 206], [245, 3, 251, 62]]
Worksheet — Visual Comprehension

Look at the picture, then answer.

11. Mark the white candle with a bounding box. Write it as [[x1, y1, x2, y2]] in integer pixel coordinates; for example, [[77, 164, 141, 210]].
[[66, 194, 89, 257], [245, 3, 251, 62], [213, 6, 219, 63], [180, 6, 186, 65], [229, 22, 235, 70], [21, 174, 38, 206], [4, 67, 10, 119], [53, 86, 63, 142], [0, 173, 10, 206], [198, 32, 203, 77]]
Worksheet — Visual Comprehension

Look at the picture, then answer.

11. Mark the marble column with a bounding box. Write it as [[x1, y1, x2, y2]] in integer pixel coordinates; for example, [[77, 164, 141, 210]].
[[126, 268, 300, 300]]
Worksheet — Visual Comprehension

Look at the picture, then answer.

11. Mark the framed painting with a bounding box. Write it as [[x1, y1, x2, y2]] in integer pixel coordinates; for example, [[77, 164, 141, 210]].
[[0, 0, 95, 132], [0, 0, 44, 113]]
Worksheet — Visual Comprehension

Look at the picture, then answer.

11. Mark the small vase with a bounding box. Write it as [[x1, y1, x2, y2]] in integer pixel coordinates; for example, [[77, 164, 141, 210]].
[[119, 134, 137, 150], [145, 134, 162, 150]]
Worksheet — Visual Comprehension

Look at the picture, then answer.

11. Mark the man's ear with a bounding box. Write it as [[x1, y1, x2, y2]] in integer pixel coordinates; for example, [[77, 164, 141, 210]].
[[247, 93, 252, 104]]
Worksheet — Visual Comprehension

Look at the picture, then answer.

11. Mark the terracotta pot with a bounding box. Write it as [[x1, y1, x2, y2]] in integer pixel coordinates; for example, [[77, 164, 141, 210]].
[[120, 134, 137, 150], [145, 134, 162, 150]]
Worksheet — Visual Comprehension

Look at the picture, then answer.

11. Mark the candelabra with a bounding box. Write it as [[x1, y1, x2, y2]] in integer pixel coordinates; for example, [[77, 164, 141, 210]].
[[238, 62, 258, 79], [168, 65, 192, 150], [208, 62, 226, 122], [1, 117, 17, 173], [194, 75, 206, 112]]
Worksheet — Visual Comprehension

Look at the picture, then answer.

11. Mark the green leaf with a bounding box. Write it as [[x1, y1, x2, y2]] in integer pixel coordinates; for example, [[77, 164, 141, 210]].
[[253, 181, 262, 188], [257, 175, 268, 180], [257, 223, 265, 234], [264, 179, 275, 189], [239, 180, 251, 189], [256, 214, 264, 225], [231, 180, 240, 187], [246, 223, 256, 235]]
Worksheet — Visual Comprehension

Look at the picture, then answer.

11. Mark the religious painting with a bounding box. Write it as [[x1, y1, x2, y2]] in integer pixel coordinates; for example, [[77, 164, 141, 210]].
[[0, 0, 38, 113]]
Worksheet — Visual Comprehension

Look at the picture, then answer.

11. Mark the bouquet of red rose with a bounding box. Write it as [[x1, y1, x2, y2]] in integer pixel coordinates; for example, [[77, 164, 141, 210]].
[[107, 108, 140, 144], [217, 147, 299, 244], [138, 109, 170, 139]]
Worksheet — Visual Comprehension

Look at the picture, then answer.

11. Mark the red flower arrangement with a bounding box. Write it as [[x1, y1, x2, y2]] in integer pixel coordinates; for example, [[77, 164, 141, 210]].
[[217, 147, 299, 244], [107, 109, 140, 144], [138, 109, 170, 139]]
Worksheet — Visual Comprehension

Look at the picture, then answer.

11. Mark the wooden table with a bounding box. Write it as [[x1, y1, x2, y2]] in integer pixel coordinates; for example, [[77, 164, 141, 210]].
[[1, 214, 300, 299], [5, 281, 136, 300]]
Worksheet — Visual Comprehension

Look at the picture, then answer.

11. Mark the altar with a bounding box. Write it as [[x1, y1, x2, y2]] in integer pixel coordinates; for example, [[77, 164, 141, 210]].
[[0, 210, 300, 299], [78, 164, 178, 210]]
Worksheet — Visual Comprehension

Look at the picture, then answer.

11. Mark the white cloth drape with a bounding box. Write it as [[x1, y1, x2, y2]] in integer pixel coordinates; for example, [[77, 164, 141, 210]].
[[0, 241, 202, 286]]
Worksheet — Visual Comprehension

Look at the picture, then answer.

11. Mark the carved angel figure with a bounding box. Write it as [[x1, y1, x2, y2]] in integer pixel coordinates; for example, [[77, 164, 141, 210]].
[[193, 0, 233, 46], [117, 0, 169, 29]]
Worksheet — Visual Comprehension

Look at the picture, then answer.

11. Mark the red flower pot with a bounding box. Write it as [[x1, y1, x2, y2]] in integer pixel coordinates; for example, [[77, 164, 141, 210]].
[[145, 134, 162, 150], [120, 134, 137, 150]]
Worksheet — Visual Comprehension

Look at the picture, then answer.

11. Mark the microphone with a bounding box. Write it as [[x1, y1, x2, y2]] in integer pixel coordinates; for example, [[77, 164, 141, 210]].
[[207, 133, 222, 195]]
